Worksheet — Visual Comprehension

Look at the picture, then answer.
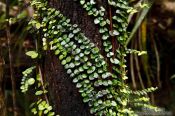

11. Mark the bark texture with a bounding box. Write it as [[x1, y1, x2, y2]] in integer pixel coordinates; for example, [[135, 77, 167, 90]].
[[0, 44, 6, 116], [44, 0, 106, 116]]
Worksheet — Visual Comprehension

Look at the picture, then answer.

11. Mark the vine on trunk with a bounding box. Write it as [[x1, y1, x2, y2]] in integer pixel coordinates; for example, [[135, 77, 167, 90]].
[[20, 0, 159, 116]]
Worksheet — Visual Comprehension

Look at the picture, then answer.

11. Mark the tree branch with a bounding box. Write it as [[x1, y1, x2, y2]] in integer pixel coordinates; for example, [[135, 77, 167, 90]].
[[6, 0, 17, 115]]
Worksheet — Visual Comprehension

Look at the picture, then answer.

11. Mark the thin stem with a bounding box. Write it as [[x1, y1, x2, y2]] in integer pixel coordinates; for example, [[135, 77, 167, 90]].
[[134, 53, 145, 89], [139, 20, 152, 87], [109, 6, 118, 56], [108, 5, 118, 73], [134, 34, 145, 89], [38, 66, 49, 104], [130, 39, 137, 89], [6, 0, 17, 115], [150, 28, 161, 88], [140, 19, 155, 104]]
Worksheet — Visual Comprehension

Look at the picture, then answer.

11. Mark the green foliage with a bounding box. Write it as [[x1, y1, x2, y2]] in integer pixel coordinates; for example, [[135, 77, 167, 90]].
[[26, 51, 39, 59], [171, 74, 175, 80], [21, 66, 36, 93], [127, 49, 147, 56], [20, 0, 159, 115], [30, 99, 58, 116], [131, 87, 158, 96], [126, 1, 154, 45], [21, 66, 58, 115]]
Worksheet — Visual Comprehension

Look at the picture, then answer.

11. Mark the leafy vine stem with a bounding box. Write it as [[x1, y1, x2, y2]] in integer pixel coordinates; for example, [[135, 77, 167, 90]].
[[20, 0, 159, 116]]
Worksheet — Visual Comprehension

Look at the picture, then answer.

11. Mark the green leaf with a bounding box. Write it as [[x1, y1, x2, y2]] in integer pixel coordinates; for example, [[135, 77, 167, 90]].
[[83, 97, 90, 103], [55, 50, 60, 55], [35, 90, 43, 96], [73, 28, 81, 34], [100, 21, 106, 26], [26, 51, 38, 59], [66, 56, 71, 62], [67, 69, 72, 74], [61, 60, 67, 65], [82, 64, 88, 69], [138, 51, 147, 56], [107, 52, 114, 57], [111, 101, 117, 106], [81, 74, 87, 79], [102, 72, 111, 79], [55, 11, 60, 15], [78, 67, 84, 72], [73, 78, 78, 83], [68, 33, 74, 38], [27, 78, 35, 85], [36, 23, 41, 29], [75, 48, 81, 54], [31, 108, 37, 114], [38, 104, 45, 110], [98, 68, 103, 73], [79, 53, 84, 57], [61, 41, 66, 46], [47, 106, 52, 111], [108, 80, 112, 85], [98, 80, 103, 85], [87, 66, 96, 74], [99, 28, 107, 33], [88, 10, 93, 15], [108, 0, 115, 5], [90, 108, 96, 114], [102, 34, 109, 40], [110, 58, 120, 64], [90, 0, 95, 4], [80, 0, 85, 5], [94, 73, 99, 78], [84, 50, 90, 55], [48, 112, 55, 116], [94, 18, 100, 24], [75, 55, 80, 61], [53, 31, 58, 34], [84, 79, 90, 84], [74, 69, 80, 75], [103, 81, 108, 86], [92, 48, 99, 54], [109, 30, 119, 36], [171, 74, 175, 79], [59, 55, 64, 60], [44, 110, 49, 114], [76, 83, 82, 88], [69, 62, 75, 68]]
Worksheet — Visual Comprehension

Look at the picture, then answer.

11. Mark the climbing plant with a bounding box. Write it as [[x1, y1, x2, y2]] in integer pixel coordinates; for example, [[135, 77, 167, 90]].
[[20, 0, 159, 115], [20, 52, 58, 115]]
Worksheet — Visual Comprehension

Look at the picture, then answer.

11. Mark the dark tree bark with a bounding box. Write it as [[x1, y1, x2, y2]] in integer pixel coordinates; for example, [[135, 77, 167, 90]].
[[0, 43, 6, 116], [44, 0, 106, 116]]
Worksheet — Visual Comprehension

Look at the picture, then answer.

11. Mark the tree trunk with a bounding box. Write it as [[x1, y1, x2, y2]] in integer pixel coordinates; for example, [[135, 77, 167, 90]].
[[0, 43, 6, 116], [44, 0, 106, 116]]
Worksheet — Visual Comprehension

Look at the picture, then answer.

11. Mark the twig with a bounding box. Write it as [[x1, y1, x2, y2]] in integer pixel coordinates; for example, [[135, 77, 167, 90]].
[[108, 4, 118, 72], [134, 53, 145, 89], [6, 0, 17, 115], [130, 39, 137, 90], [38, 66, 49, 104], [35, 17, 49, 104], [134, 36, 145, 89], [150, 28, 161, 88]]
